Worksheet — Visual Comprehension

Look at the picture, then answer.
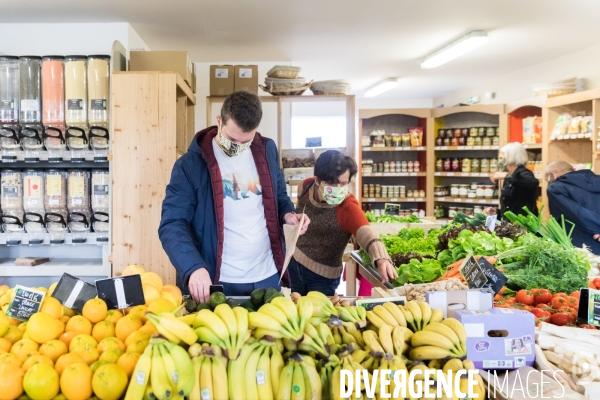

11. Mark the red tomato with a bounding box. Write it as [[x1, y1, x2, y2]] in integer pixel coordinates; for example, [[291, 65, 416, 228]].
[[515, 290, 535, 306], [549, 313, 572, 326], [578, 324, 597, 330], [566, 297, 579, 308], [570, 291, 581, 299], [531, 289, 552, 305], [535, 303, 550, 309], [558, 306, 577, 315], [593, 277, 600, 289], [531, 308, 551, 318], [590, 281, 597, 289], [553, 293, 569, 299], [552, 297, 567, 310]]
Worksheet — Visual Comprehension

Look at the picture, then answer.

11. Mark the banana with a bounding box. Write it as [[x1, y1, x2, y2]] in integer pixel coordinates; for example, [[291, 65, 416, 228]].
[[428, 359, 443, 370], [306, 291, 337, 315], [442, 358, 464, 375], [289, 362, 304, 400], [188, 356, 202, 400], [253, 327, 284, 340], [177, 314, 196, 326], [303, 322, 326, 348], [379, 324, 394, 355], [297, 297, 314, 330], [411, 331, 457, 352], [147, 315, 181, 345], [214, 304, 237, 349], [441, 318, 467, 350], [194, 327, 228, 350], [408, 346, 454, 361], [356, 305, 367, 320], [338, 325, 356, 345], [158, 344, 178, 392], [332, 327, 342, 345], [365, 310, 386, 329], [397, 305, 416, 331], [423, 322, 462, 353], [278, 362, 295, 400], [194, 309, 232, 347], [151, 344, 173, 400], [430, 308, 444, 324], [331, 366, 342, 400], [243, 345, 262, 400], [249, 311, 287, 336], [208, 350, 227, 400], [163, 341, 195, 397], [335, 306, 356, 323], [404, 301, 423, 331], [362, 330, 385, 358], [271, 297, 300, 333], [124, 344, 153, 400], [270, 347, 284, 399], [342, 322, 365, 347], [232, 306, 249, 349], [300, 359, 322, 400], [351, 349, 369, 364], [144, 385, 155, 400], [373, 305, 399, 327], [199, 356, 212, 400], [463, 359, 486, 398], [228, 342, 260, 400], [252, 346, 272, 400], [188, 343, 202, 358], [317, 323, 335, 347], [391, 326, 408, 356], [259, 303, 297, 337], [418, 301, 432, 328], [149, 313, 198, 346], [382, 302, 407, 327]]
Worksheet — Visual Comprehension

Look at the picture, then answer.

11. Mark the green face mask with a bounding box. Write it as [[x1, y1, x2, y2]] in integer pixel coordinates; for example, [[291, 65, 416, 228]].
[[498, 158, 508, 172], [321, 184, 349, 205]]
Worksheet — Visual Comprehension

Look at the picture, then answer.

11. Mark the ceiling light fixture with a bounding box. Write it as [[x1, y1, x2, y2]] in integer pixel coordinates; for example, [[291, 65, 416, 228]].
[[421, 30, 489, 69], [364, 78, 398, 97]]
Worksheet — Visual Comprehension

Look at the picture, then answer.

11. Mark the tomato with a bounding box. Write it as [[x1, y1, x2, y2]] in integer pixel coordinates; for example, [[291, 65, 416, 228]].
[[570, 291, 581, 299], [531, 308, 551, 318], [566, 297, 579, 308], [515, 290, 535, 306], [549, 313, 572, 326], [558, 306, 577, 315], [593, 277, 600, 289], [535, 303, 550, 309], [552, 297, 567, 310], [553, 293, 568, 299], [590, 281, 597, 289], [578, 324, 597, 330], [531, 289, 552, 305]]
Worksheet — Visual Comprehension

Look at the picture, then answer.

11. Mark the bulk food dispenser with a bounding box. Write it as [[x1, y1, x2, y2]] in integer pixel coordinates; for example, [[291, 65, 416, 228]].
[[1, 170, 24, 245], [44, 169, 68, 244], [67, 169, 91, 243], [23, 170, 46, 245]]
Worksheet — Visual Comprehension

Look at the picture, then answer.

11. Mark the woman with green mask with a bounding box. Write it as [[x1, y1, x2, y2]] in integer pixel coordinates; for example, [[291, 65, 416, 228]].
[[486, 142, 539, 219], [288, 150, 397, 295]]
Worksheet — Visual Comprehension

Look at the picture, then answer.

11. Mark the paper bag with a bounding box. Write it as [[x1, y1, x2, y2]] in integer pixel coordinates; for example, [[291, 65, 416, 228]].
[[279, 213, 305, 283]]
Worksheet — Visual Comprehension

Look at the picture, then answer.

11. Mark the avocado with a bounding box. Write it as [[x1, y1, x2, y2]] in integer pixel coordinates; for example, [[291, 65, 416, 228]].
[[196, 302, 212, 312], [226, 298, 240, 308], [265, 292, 284, 303], [263, 287, 279, 303], [185, 299, 198, 313], [209, 292, 227, 309], [240, 300, 256, 312], [250, 288, 266, 307]]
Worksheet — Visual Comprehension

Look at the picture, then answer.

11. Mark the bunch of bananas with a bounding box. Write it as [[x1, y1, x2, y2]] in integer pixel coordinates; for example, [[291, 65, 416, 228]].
[[124, 338, 195, 400], [185, 344, 229, 400], [277, 353, 321, 400], [193, 303, 251, 360], [408, 318, 467, 360], [366, 301, 443, 332], [248, 296, 310, 342], [145, 311, 198, 346], [442, 358, 486, 399], [331, 321, 365, 347], [297, 291, 339, 324], [334, 305, 367, 329], [283, 321, 340, 358], [359, 326, 411, 369]]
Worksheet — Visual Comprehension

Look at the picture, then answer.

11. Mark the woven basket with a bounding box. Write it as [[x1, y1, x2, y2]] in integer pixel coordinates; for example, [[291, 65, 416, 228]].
[[266, 65, 301, 79], [260, 80, 313, 96], [263, 77, 307, 91], [310, 80, 351, 95]]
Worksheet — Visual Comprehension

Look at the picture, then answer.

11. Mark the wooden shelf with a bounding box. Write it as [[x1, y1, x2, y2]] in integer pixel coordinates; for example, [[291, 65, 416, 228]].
[[0, 258, 107, 277], [207, 94, 354, 103], [521, 143, 542, 149], [549, 133, 592, 141], [434, 172, 491, 178], [434, 145, 499, 151], [362, 197, 426, 203], [362, 146, 426, 152], [433, 104, 505, 118], [362, 172, 426, 177], [435, 197, 499, 205]]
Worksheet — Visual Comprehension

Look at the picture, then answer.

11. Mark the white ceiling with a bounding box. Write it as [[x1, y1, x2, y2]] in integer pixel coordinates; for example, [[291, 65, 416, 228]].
[[3, 0, 600, 99]]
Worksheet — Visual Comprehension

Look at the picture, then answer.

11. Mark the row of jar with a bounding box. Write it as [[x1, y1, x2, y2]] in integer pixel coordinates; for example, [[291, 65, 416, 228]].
[[0, 55, 110, 126], [367, 208, 426, 218], [366, 128, 424, 148], [0, 169, 109, 214], [438, 127, 499, 138], [434, 206, 482, 219], [434, 184, 497, 199], [362, 160, 421, 174], [0, 124, 109, 163], [435, 135, 499, 147], [1, 209, 108, 246], [436, 158, 499, 173], [363, 184, 426, 199]]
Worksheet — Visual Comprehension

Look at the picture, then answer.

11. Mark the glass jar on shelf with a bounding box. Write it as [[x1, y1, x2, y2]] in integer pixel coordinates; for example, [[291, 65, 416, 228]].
[[471, 158, 480, 173], [20, 125, 43, 163], [43, 125, 67, 162], [66, 126, 89, 163]]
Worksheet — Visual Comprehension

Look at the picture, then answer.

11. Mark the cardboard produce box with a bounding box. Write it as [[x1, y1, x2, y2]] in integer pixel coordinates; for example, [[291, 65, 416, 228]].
[[426, 288, 493, 319], [455, 308, 535, 370], [234, 65, 258, 94], [130, 51, 192, 86], [210, 65, 235, 96]]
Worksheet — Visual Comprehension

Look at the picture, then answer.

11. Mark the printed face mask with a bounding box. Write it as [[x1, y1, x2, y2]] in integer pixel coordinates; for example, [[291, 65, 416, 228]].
[[498, 157, 507, 172], [321, 184, 349, 205], [217, 128, 252, 157]]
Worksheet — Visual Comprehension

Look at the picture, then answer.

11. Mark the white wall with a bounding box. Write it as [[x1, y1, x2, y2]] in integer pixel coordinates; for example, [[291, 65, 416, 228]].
[[434, 42, 600, 107]]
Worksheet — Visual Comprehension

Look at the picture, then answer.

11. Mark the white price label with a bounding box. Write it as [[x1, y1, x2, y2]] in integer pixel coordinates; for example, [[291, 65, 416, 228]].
[[466, 199, 474, 203], [215, 68, 229, 78], [363, 173, 371, 176], [375, 173, 382, 176], [417, 146, 425, 150], [410, 172, 417, 176], [415, 198, 423, 201], [384, 173, 392, 176], [441, 146, 448, 150], [395, 147, 402, 151], [482, 146, 491, 149], [367, 198, 375, 202], [390, 198, 398, 202], [455, 198, 462, 202], [363, 147, 371, 151], [434, 172, 441, 176], [474, 146, 482, 150], [239, 68, 253, 78], [458, 146, 465, 150], [577, 133, 585, 139], [438, 197, 446, 201], [461, 173, 469, 176], [399, 173, 407, 176], [256, 370, 266, 385], [479, 200, 487, 203], [447, 172, 454, 176]]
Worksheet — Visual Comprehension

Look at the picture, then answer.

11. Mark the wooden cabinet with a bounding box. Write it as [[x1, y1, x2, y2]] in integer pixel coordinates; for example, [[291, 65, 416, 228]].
[[111, 72, 196, 284]]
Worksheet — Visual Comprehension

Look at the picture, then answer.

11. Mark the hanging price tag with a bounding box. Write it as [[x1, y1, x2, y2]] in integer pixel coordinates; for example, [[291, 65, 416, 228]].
[[51, 273, 98, 313], [6, 285, 45, 322], [95, 275, 145, 310], [477, 257, 507, 295]]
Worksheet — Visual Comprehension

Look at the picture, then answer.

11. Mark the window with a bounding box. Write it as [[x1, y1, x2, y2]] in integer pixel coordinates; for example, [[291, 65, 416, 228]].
[[291, 116, 346, 149]]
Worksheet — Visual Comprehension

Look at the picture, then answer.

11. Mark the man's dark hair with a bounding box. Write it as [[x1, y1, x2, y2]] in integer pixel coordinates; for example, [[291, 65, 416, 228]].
[[220, 91, 263, 132], [314, 150, 358, 183]]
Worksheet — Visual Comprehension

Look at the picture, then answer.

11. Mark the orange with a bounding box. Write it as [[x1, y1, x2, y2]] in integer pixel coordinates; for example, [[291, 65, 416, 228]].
[[117, 351, 140, 378], [7, 317, 19, 327], [60, 362, 92, 400], [124, 330, 150, 348], [139, 320, 157, 336], [22, 354, 54, 372], [40, 297, 63, 319], [0, 312, 9, 337], [10, 339, 39, 362], [125, 339, 149, 354], [98, 348, 124, 364], [26, 312, 64, 344], [62, 306, 76, 318], [0, 352, 23, 367], [54, 353, 85, 376], [147, 298, 176, 314], [90, 360, 110, 372], [160, 291, 179, 307], [0, 337, 11, 353], [39, 340, 68, 363], [97, 337, 125, 354], [141, 272, 163, 291], [58, 315, 70, 324], [69, 334, 97, 352], [65, 316, 92, 335], [161, 284, 182, 303], [103, 310, 124, 325], [17, 322, 27, 332], [3, 326, 24, 344], [58, 331, 79, 347], [48, 282, 58, 296], [142, 284, 160, 305], [121, 264, 145, 276], [114, 315, 142, 342], [92, 364, 128, 400], [91, 321, 115, 343], [23, 363, 59, 400], [0, 362, 24, 399], [127, 305, 148, 323], [72, 344, 99, 365], [82, 299, 108, 324]]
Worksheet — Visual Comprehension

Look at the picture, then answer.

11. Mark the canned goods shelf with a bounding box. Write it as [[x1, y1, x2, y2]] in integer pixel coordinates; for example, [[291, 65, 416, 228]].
[[362, 172, 426, 177], [362, 197, 426, 203], [434, 172, 490, 177], [434, 197, 499, 205], [434, 145, 499, 151], [362, 146, 426, 152]]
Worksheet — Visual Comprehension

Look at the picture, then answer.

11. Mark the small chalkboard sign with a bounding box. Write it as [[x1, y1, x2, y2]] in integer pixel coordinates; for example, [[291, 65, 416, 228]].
[[460, 254, 489, 289], [95, 275, 145, 310], [577, 288, 600, 327], [51, 273, 98, 313], [6, 285, 46, 322], [477, 257, 507, 295], [384, 203, 401, 216]]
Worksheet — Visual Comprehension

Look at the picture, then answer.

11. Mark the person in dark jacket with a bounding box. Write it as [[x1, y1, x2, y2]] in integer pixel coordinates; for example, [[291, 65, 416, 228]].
[[487, 142, 539, 219], [546, 161, 600, 254], [159, 92, 309, 302]]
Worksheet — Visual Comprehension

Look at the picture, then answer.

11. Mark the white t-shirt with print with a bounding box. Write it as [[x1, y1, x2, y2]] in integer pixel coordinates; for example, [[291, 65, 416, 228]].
[[212, 139, 278, 283]]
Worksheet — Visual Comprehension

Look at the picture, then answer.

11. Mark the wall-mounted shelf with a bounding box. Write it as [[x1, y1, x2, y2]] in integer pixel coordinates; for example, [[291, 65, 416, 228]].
[[434, 197, 499, 205], [362, 197, 426, 203], [362, 172, 426, 177], [0, 258, 106, 277], [434, 145, 499, 151], [434, 172, 491, 178], [362, 146, 426, 152]]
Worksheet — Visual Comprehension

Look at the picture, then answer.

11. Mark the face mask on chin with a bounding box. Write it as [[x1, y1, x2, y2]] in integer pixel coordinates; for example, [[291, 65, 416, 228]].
[[217, 126, 253, 157]]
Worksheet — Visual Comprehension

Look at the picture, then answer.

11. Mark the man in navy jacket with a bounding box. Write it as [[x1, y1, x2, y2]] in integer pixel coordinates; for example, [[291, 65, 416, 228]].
[[159, 92, 309, 302], [546, 161, 600, 254]]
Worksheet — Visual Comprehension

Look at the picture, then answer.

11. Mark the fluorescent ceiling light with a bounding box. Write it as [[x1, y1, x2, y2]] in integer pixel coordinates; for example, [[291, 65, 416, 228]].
[[421, 30, 489, 69], [365, 78, 398, 97]]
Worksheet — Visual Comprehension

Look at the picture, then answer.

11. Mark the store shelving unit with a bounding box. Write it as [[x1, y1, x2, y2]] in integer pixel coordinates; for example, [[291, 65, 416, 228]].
[[358, 108, 432, 215], [432, 104, 506, 218]]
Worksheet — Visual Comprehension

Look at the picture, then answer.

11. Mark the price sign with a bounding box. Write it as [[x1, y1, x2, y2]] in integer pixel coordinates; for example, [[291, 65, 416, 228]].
[[477, 257, 507, 294], [460, 255, 489, 289], [434, 173, 441, 176], [51, 273, 97, 313], [96, 275, 145, 310], [447, 172, 454, 176], [6, 285, 45, 322]]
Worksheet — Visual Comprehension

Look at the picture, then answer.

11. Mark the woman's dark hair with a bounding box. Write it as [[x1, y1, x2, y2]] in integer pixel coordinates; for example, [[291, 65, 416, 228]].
[[314, 150, 357, 183], [220, 91, 263, 132]]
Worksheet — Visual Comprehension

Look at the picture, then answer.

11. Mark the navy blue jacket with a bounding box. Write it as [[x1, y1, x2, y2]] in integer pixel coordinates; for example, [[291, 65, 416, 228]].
[[158, 126, 295, 292], [547, 169, 600, 254]]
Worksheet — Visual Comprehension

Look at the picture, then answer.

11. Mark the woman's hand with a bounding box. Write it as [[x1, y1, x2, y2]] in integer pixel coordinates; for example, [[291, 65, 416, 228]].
[[490, 172, 507, 184], [284, 213, 310, 235], [376, 259, 398, 284]]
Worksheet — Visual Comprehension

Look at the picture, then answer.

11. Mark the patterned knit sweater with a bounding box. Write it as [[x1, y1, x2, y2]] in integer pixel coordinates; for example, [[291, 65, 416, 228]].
[[294, 178, 391, 279]]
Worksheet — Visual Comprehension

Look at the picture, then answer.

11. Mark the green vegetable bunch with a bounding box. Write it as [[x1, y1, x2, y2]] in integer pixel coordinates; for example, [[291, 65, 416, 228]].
[[359, 227, 437, 267], [365, 211, 421, 224], [452, 212, 488, 227], [394, 258, 444, 286]]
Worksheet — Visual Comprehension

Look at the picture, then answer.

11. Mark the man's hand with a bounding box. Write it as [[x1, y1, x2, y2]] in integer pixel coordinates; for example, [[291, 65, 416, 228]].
[[490, 172, 507, 184], [284, 212, 310, 235], [188, 268, 212, 303], [594, 234, 600, 242], [376, 259, 398, 284], [482, 207, 497, 216]]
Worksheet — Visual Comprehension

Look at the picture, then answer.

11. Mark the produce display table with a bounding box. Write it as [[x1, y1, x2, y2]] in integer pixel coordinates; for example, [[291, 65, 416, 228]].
[[347, 251, 394, 296]]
